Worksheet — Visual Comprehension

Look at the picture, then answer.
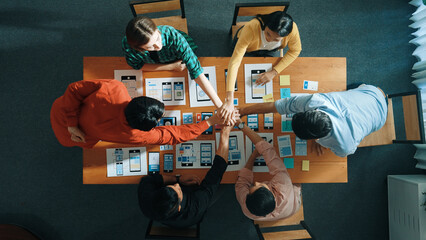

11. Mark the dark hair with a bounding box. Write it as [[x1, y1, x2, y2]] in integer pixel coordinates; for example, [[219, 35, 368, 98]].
[[255, 11, 293, 37], [126, 16, 157, 48], [246, 187, 276, 217], [125, 96, 165, 131], [151, 187, 180, 220], [291, 110, 332, 140]]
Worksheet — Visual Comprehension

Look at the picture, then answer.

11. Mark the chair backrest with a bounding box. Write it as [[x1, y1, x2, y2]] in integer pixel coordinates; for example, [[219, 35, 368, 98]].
[[145, 219, 200, 240], [231, 2, 290, 27], [130, 0, 185, 17], [129, 0, 188, 33]]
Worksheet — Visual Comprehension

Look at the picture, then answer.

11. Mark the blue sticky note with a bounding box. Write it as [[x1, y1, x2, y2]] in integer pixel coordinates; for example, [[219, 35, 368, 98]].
[[280, 88, 291, 99], [233, 98, 238, 105], [284, 158, 294, 169]]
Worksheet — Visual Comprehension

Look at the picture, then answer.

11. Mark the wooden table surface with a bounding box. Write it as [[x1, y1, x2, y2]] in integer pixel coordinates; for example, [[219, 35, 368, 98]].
[[82, 56, 347, 184]]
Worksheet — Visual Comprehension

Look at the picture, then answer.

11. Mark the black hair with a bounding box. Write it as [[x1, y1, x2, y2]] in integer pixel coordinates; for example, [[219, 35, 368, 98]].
[[125, 96, 165, 131], [291, 110, 332, 140], [246, 186, 276, 217], [151, 187, 180, 220], [126, 16, 157, 49], [255, 11, 293, 37]]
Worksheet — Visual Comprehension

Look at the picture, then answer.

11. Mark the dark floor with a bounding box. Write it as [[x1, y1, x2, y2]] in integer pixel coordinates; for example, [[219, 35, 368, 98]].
[[0, 0, 424, 239]]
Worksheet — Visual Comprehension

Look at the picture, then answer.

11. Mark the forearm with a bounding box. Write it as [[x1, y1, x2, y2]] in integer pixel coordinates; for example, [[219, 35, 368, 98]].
[[241, 125, 263, 145], [273, 50, 300, 74], [142, 63, 174, 71], [195, 75, 223, 108], [216, 130, 230, 161], [240, 102, 277, 116], [244, 150, 257, 171]]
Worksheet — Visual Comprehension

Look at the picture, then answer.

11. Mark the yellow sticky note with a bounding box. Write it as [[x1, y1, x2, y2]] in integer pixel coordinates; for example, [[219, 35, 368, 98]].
[[302, 160, 310, 171], [262, 93, 274, 102], [280, 75, 290, 86]]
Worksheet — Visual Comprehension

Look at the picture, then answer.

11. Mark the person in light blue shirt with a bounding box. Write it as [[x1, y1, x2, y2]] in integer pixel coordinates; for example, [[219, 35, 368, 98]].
[[239, 84, 387, 157]]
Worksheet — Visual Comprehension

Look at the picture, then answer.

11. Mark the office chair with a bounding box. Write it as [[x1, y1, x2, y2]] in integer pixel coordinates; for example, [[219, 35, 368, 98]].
[[359, 89, 426, 147], [253, 198, 315, 240], [145, 219, 200, 240], [129, 0, 188, 33]]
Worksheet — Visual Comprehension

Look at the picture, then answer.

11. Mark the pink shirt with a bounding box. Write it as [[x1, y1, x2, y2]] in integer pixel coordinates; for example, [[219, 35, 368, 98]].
[[235, 141, 301, 221]]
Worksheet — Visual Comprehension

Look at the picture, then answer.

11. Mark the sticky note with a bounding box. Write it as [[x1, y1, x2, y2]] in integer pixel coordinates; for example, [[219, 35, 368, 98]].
[[262, 93, 274, 102], [302, 160, 310, 171], [284, 158, 294, 169], [280, 75, 290, 86], [233, 98, 239, 106], [280, 88, 291, 99]]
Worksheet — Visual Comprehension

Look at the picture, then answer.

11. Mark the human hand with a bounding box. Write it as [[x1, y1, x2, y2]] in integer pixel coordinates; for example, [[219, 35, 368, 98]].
[[219, 99, 235, 125], [180, 174, 201, 186], [171, 60, 186, 72], [310, 140, 326, 156], [68, 126, 86, 143], [255, 69, 278, 86]]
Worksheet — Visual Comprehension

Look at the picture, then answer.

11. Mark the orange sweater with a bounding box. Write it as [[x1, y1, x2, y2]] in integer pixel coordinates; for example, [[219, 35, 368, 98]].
[[50, 79, 209, 148]]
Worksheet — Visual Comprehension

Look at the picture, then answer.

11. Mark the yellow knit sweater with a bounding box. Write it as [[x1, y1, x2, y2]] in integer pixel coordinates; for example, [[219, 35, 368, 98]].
[[226, 19, 302, 92]]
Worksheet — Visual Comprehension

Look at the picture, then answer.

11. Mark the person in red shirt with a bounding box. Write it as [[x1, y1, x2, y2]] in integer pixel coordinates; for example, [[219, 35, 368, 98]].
[[50, 79, 223, 148]]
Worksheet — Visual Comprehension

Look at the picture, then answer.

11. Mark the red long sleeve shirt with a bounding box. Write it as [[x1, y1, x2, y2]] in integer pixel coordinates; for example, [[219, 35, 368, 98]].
[[50, 79, 209, 148]]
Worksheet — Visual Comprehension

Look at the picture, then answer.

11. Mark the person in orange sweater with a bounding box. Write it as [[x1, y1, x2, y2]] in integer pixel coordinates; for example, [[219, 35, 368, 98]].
[[50, 79, 223, 148], [221, 11, 302, 121]]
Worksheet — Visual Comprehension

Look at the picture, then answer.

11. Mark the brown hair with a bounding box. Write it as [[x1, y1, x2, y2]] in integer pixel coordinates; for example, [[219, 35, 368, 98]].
[[126, 16, 157, 49]]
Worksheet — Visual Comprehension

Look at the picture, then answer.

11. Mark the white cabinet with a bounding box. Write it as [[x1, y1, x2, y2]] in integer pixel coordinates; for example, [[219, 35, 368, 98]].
[[388, 175, 426, 240]]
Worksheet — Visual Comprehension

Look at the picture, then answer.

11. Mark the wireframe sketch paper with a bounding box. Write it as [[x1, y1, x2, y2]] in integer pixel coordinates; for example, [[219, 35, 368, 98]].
[[188, 66, 217, 107], [106, 147, 147, 177], [145, 77, 186, 106], [114, 70, 143, 98], [215, 131, 246, 171], [277, 135, 293, 157], [175, 140, 216, 169], [245, 133, 274, 173], [244, 63, 273, 103], [295, 137, 308, 156]]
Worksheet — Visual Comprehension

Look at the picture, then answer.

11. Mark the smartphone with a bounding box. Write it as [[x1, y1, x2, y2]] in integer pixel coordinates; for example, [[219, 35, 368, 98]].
[[174, 81, 184, 101], [162, 82, 172, 101], [196, 74, 210, 101], [163, 153, 174, 173], [115, 148, 124, 176], [253, 137, 267, 166], [251, 70, 266, 99], [180, 143, 194, 167], [201, 112, 213, 135], [200, 143, 213, 166], [121, 76, 137, 98], [264, 113, 274, 130], [129, 149, 141, 172], [247, 114, 259, 131], [148, 152, 160, 175]]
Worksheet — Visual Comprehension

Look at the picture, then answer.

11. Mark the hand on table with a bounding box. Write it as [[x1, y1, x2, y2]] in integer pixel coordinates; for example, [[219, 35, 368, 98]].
[[255, 69, 278, 86], [171, 60, 186, 72], [68, 126, 86, 143], [310, 140, 326, 156], [180, 174, 201, 186]]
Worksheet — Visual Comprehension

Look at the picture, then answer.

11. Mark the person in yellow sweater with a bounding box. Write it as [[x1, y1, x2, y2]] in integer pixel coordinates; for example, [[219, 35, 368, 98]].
[[221, 12, 301, 120]]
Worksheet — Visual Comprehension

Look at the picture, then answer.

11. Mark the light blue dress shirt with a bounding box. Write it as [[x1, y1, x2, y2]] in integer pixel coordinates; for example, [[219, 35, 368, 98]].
[[274, 85, 387, 157]]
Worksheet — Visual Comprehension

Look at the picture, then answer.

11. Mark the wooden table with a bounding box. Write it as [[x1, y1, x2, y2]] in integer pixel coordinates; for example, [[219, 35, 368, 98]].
[[82, 56, 347, 184]]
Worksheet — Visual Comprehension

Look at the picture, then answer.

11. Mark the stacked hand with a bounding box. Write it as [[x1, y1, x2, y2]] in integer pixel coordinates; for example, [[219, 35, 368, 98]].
[[218, 100, 240, 126]]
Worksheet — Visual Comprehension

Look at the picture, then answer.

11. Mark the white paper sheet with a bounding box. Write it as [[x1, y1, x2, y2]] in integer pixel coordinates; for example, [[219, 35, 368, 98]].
[[244, 63, 273, 103], [145, 77, 186, 106], [175, 140, 216, 169], [215, 131, 246, 171], [114, 70, 143, 98], [106, 147, 147, 177], [245, 133, 274, 173], [188, 66, 217, 107]]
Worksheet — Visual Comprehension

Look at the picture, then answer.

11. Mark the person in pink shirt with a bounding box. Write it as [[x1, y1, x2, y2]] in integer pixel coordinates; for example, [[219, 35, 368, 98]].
[[235, 120, 302, 221]]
